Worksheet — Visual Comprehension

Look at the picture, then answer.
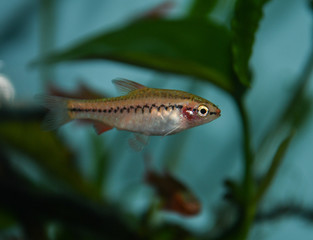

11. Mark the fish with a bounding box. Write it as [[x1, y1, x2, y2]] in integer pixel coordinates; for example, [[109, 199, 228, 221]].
[[146, 170, 201, 216], [145, 169, 201, 216], [39, 79, 221, 137], [143, 153, 201, 216], [47, 81, 107, 99]]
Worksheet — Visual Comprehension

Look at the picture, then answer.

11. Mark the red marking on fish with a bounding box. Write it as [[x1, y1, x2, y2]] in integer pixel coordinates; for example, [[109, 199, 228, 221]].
[[93, 121, 113, 135], [182, 106, 196, 121]]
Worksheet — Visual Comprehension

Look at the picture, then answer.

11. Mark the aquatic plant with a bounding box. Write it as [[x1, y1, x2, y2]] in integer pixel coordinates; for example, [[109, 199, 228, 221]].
[[0, 0, 313, 239]]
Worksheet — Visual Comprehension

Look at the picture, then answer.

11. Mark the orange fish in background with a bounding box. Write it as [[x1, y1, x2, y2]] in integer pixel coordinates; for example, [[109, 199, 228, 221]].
[[145, 170, 201, 216], [144, 153, 201, 216], [47, 81, 107, 99], [140, 1, 174, 19]]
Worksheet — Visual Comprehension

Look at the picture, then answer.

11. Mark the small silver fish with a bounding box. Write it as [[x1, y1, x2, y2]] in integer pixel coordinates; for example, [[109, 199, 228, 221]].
[[40, 79, 221, 137]]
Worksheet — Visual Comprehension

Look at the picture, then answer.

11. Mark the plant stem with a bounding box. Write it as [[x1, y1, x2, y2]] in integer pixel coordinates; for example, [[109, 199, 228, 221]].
[[236, 97, 254, 199], [256, 203, 313, 222], [231, 96, 256, 240]]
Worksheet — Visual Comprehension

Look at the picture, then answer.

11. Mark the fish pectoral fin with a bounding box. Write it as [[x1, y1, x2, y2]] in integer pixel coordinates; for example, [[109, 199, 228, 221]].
[[128, 133, 149, 152], [163, 125, 181, 137], [92, 121, 113, 135], [112, 78, 146, 94]]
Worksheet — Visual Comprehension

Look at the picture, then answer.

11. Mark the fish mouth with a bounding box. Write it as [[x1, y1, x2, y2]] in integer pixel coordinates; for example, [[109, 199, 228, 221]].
[[215, 108, 221, 116], [209, 109, 221, 116]]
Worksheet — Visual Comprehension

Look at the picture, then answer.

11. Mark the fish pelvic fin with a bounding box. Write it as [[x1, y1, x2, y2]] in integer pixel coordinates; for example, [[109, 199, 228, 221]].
[[76, 119, 113, 135], [36, 95, 71, 131], [112, 78, 146, 95], [93, 121, 113, 135]]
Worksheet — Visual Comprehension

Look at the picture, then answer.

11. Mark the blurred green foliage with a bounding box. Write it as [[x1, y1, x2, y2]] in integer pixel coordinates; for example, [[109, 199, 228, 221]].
[[231, 0, 270, 87], [0, 119, 100, 200], [188, 0, 218, 18], [1, 0, 313, 240], [40, 18, 236, 94]]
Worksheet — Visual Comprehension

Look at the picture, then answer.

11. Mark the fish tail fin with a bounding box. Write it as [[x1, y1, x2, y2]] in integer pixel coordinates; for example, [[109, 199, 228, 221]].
[[36, 95, 71, 130]]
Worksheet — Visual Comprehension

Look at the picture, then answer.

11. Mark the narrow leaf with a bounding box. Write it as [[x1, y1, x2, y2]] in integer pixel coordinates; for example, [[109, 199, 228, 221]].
[[255, 131, 295, 203], [231, 0, 271, 86]]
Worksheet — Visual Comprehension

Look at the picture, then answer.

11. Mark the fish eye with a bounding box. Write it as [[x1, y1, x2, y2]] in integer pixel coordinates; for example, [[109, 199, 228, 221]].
[[197, 105, 209, 117]]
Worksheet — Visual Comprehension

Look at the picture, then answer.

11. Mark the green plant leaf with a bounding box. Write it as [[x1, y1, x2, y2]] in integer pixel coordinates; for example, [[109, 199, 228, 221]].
[[0, 209, 16, 230], [231, 0, 271, 87], [89, 134, 111, 195], [255, 130, 295, 203], [188, 0, 218, 18], [0, 183, 136, 239], [0, 120, 99, 199], [39, 18, 237, 94]]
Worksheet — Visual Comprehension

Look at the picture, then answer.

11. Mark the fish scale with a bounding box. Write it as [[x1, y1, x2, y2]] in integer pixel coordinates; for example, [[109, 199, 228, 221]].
[[67, 95, 185, 135]]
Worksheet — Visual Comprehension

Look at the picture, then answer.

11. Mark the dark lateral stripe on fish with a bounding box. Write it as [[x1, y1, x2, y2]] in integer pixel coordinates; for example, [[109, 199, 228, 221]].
[[68, 104, 184, 114]]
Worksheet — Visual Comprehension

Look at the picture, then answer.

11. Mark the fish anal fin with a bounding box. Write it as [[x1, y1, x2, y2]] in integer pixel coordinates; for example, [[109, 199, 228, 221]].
[[112, 78, 146, 94], [93, 121, 113, 135], [128, 133, 149, 152]]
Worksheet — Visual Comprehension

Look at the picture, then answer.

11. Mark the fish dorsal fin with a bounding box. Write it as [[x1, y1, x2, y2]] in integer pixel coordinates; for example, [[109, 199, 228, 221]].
[[112, 78, 146, 95]]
